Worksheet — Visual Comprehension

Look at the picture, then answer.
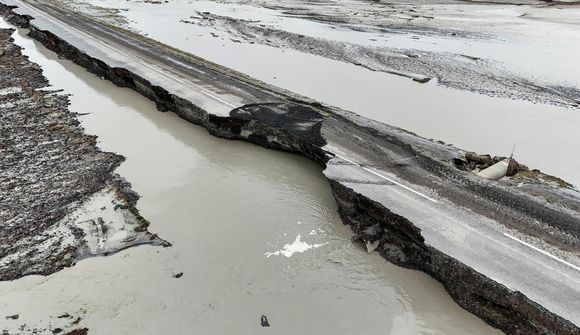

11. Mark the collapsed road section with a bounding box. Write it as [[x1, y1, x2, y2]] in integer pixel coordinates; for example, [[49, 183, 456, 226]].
[[0, 0, 579, 334]]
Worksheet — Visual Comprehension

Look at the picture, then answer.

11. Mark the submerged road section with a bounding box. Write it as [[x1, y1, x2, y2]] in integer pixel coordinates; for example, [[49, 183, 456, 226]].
[[1, 0, 579, 334]]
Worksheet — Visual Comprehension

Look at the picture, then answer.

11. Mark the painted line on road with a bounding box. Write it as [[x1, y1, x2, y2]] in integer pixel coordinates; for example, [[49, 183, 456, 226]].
[[139, 61, 237, 108], [386, 181, 580, 283], [430, 203, 580, 279], [22, 2, 239, 110], [503, 233, 580, 273], [137, 60, 185, 83], [140, 60, 237, 108], [334, 153, 439, 204], [333, 153, 580, 278], [200, 90, 237, 108]]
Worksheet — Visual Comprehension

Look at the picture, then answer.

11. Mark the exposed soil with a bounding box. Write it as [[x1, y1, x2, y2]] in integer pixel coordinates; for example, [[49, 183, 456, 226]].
[[0, 27, 168, 283]]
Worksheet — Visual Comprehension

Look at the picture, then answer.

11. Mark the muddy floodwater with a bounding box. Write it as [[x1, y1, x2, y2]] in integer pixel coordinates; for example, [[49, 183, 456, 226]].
[[0, 24, 502, 334], [71, 0, 580, 188]]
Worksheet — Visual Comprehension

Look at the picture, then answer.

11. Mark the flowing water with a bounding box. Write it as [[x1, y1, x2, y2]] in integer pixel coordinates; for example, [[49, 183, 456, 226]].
[[0, 22, 501, 334]]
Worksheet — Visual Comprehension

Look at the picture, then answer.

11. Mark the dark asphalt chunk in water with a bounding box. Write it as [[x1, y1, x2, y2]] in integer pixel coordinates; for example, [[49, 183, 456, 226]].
[[260, 315, 270, 327], [231, 102, 326, 147]]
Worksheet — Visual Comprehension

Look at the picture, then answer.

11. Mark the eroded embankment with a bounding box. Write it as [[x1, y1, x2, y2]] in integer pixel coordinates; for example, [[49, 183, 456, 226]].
[[1, 5, 578, 335], [0, 26, 168, 282], [330, 181, 579, 335]]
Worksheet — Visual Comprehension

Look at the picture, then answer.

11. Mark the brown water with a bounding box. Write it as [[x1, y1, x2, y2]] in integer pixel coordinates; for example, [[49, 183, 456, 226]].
[[0, 23, 500, 335]]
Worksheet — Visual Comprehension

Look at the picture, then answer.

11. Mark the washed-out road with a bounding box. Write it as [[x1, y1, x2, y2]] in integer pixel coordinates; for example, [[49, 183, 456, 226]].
[[2, 0, 579, 333]]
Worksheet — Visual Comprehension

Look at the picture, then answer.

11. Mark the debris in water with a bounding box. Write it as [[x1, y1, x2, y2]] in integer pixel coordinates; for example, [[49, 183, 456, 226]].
[[366, 240, 381, 253], [5, 314, 19, 320], [413, 77, 431, 83], [477, 159, 510, 180], [63, 328, 88, 335], [265, 234, 327, 258], [261, 315, 270, 327], [173, 272, 184, 278]]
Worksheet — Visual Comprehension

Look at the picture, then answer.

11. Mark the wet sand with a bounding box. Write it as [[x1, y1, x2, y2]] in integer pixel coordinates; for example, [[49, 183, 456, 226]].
[[0, 24, 500, 335]]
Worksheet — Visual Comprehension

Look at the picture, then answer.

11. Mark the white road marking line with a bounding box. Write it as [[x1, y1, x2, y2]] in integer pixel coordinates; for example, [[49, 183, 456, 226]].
[[140, 61, 236, 107], [22, 2, 238, 109], [387, 183, 580, 281], [503, 233, 580, 273], [334, 153, 439, 204], [432, 208, 580, 280], [137, 61, 237, 108], [334, 153, 580, 277], [199, 90, 237, 108], [137, 60, 185, 83]]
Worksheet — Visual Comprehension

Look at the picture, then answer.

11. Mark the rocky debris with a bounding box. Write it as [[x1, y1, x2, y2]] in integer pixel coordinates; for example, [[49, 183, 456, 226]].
[[353, 223, 383, 253], [173, 272, 183, 278], [1, 310, 87, 335], [260, 315, 270, 327], [453, 151, 575, 189], [63, 329, 88, 335], [0, 27, 168, 281], [453, 152, 524, 177], [4, 315, 18, 320]]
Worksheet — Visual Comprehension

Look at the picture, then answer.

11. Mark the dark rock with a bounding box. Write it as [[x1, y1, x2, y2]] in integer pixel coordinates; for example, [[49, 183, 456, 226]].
[[260, 315, 270, 327], [412, 77, 431, 83], [507, 158, 519, 177], [5, 314, 19, 320], [173, 272, 183, 278], [64, 328, 88, 335], [361, 223, 382, 242]]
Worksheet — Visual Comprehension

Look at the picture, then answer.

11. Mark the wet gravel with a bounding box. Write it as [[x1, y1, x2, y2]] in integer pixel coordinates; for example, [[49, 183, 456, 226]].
[[0, 27, 163, 282]]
